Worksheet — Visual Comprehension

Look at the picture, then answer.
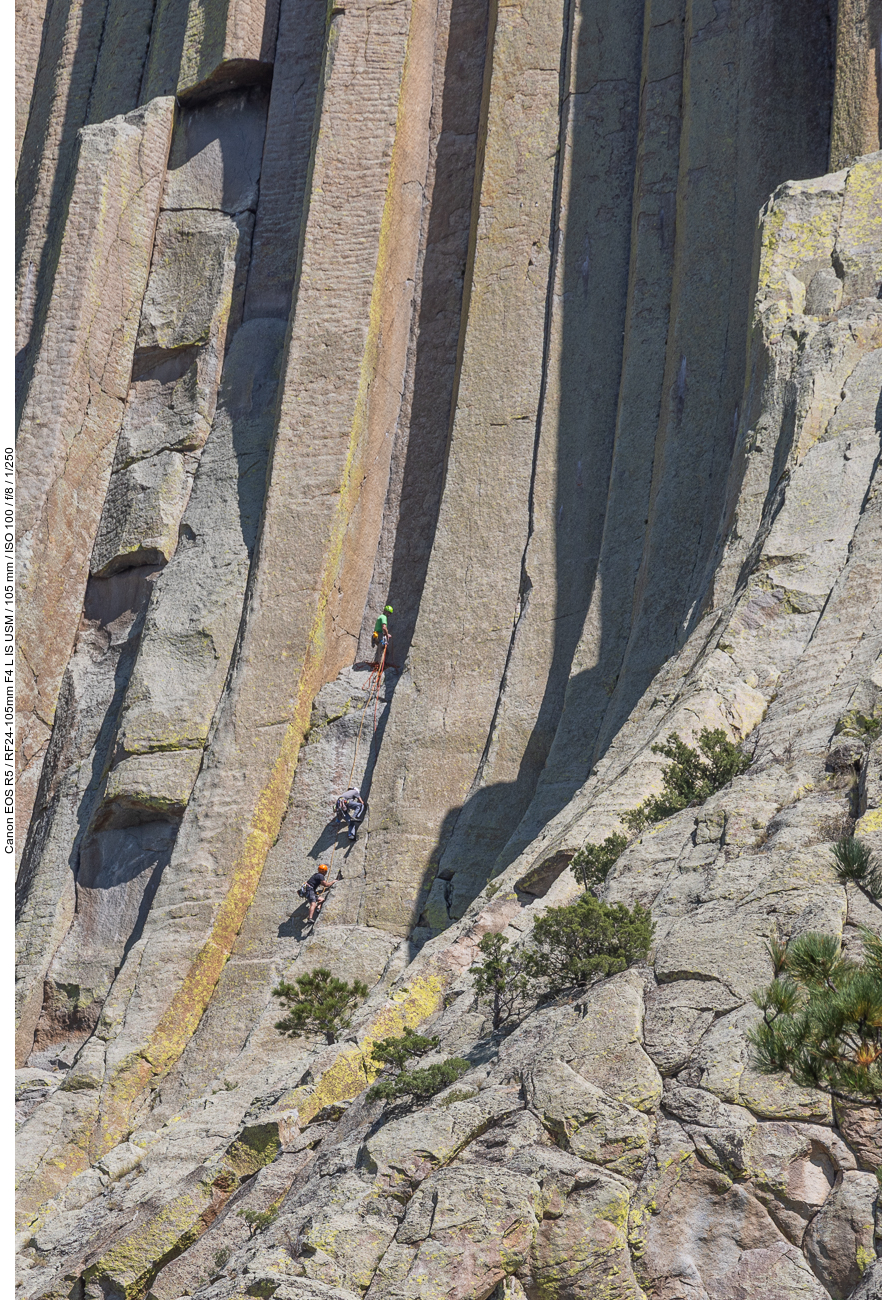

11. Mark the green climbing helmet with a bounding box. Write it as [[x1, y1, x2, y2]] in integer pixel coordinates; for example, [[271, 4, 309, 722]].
[[384, 605, 393, 614]]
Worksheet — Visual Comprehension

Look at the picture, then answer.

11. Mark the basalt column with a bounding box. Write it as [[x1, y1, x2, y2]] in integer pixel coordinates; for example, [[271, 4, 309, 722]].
[[15, 0, 445, 1204]]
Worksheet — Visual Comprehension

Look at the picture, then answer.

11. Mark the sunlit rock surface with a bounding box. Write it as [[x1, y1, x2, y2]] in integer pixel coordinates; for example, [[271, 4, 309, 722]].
[[15, 0, 882, 1296]]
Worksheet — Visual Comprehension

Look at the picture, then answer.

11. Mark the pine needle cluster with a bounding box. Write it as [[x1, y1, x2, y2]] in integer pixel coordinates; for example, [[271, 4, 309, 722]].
[[748, 930, 882, 1107], [829, 837, 882, 905], [469, 933, 530, 1030], [570, 833, 628, 892], [366, 1027, 468, 1105], [239, 1206, 279, 1237], [525, 893, 654, 990], [272, 967, 368, 1044], [623, 728, 751, 833], [470, 893, 654, 1033]]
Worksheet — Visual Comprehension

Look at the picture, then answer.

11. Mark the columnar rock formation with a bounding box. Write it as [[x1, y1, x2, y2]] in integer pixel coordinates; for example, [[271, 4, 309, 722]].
[[15, 0, 882, 1297]]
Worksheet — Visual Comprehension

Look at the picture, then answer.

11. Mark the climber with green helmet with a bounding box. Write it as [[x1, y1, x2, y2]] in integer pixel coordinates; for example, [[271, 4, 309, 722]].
[[372, 604, 393, 661]]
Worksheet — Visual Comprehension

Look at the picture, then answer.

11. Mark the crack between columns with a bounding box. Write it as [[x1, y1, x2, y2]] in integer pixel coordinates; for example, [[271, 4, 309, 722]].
[[437, 0, 575, 856]]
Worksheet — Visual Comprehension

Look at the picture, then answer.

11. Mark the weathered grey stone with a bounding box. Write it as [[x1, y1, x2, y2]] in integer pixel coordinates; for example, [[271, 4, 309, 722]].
[[849, 1260, 882, 1300], [16, 98, 175, 848], [242, 0, 325, 319], [15, 1068, 60, 1100], [644, 979, 741, 1076], [14, 12, 882, 1300], [36, 815, 179, 1043], [826, 346, 882, 437], [803, 1171, 879, 1298], [136, 210, 242, 352], [638, 1153, 787, 1298], [90, 448, 199, 576], [686, 1004, 833, 1123], [743, 1123, 839, 1243], [103, 750, 203, 816], [140, 0, 279, 101], [59, 1168, 107, 1212], [14, 0, 50, 166], [15, 563, 162, 1067], [529, 1166, 644, 1300], [715, 1242, 832, 1300], [834, 152, 882, 302], [431, 0, 646, 924], [113, 352, 217, 468], [361, 1087, 523, 1195], [369, 1165, 541, 1300], [15, 0, 121, 363], [255, 1284, 361, 1300], [651, 849, 846, 999], [89, 206, 246, 579], [830, 2, 882, 168], [360, 0, 572, 936], [114, 317, 285, 761], [562, 970, 662, 1114], [524, 1058, 652, 1179], [834, 1099, 882, 1172], [805, 265, 844, 315], [164, 86, 269, 215], [57, 0, 442, 1180], [97, 1140, 144, 1183]]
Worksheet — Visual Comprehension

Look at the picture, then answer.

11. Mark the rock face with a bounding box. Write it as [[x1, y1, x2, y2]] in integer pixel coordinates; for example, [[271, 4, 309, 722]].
[[14, 1, 882, 1298]]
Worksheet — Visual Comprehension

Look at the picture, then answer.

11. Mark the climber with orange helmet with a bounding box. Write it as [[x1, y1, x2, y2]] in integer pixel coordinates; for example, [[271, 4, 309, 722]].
[[300, 862, 333, 922]]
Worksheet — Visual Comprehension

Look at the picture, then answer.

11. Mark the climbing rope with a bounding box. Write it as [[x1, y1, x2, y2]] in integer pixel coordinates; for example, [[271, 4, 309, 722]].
[[370, 642, 387, 745], [347, 641, 387, 785], [323, 644, 388, 881]]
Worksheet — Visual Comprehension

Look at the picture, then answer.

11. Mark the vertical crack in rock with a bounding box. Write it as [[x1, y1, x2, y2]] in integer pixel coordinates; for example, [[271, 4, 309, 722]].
[[425, 0, 579, 922], [16, 97, 176, 855], [14, 0, 882, 1295]]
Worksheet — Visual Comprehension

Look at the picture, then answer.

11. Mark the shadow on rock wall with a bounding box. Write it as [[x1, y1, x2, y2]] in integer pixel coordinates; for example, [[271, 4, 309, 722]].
[[416, 0, 839, 930]]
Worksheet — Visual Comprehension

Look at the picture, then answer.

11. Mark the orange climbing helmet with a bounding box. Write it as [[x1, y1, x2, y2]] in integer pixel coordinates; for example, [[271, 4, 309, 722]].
[[318, 863, 329, 874]]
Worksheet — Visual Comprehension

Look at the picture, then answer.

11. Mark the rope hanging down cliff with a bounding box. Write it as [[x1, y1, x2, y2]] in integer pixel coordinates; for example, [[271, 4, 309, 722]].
[[306, 639, 390, 926]]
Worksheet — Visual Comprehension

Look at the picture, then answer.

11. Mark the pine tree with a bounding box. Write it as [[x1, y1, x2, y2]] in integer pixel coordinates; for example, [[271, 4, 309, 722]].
[[829, 837, 882, 906], [623, 728, 751, 832], [469, 933, 529, 1030], [370, 1027, 440, 1072], [570, 833, 629, 892], [239, 1206, 279, 1237], [366, 1028, 468, 1105], [524, 893, 654, 993], [273, 968, 368, 1044], [748, 930, 882, 1107]]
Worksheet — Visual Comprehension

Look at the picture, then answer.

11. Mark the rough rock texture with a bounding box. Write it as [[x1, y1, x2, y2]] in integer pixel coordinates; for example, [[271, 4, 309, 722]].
[[16, 98, 175, 852], [15, 1, 882, 1298]]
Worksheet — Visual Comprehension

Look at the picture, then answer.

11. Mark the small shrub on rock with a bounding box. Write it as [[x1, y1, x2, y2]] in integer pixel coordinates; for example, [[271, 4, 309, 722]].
[[368, 1058, 470, 1105], [570, 833, 628, 893], [622, 728, 751, 832], [748, 930, 882, 1106], [273, 967, 368, 1044], [239, 1206, 279, 1237], [366, 1027, 468, 1105], [469, 933, 530, 1030], [370, 1027, 440, 1073], [437, 1087, 479, 1106], [524, 893, 654, 993], [836, 707, 882, 742]]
